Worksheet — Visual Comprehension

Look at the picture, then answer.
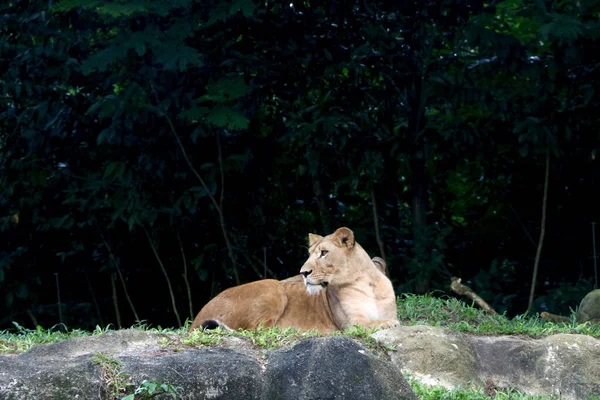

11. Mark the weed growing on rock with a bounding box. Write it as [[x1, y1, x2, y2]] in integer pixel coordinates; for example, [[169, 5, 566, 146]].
[[92, 352, 183, 400], [405, 374, 587, 400], [92, 352, 133, 399], [122, 380, 182, 400]]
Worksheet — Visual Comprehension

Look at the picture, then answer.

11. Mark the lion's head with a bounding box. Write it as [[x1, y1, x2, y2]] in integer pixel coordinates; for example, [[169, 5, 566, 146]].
[[299, 227, 377, 295]]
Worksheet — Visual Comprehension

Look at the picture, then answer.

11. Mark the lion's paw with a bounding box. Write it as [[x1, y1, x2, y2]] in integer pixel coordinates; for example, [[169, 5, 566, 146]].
[[378, 320, 400, 329]]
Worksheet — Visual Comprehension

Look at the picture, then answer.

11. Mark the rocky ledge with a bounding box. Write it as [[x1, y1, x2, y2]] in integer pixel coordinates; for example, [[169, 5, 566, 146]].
[[1, 326, 599, 399]]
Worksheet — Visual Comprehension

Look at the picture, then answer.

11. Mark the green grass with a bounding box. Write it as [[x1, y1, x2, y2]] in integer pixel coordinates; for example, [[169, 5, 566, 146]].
[[2, 295, 599, 356], [406, 375, 597, 400], [182, 325, 322, 349], [397, 293, 600, 337], [180, 323, 386, 350], [0, 321, 186, 355], [2, 294, 599, 357], [0, 323, 93, 354]]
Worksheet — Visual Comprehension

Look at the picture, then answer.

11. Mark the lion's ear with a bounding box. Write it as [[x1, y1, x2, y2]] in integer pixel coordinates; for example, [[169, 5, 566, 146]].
[[333, 227, 355, 248], [308, 233, 323, 247], [372, 257, 387, 275]]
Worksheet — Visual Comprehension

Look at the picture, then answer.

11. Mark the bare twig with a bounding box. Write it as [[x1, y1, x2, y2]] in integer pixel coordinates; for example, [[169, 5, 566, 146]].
[[143, 226, 182, 327], [217, 131, 225, 211], [527, 148, 550, 313], [54, 273, 63, 325], [263, 247, 267, 279], [150, 97, 239, 283], [312, 175, 330, 233], [371, 187, 387, 275], [509, 205, 536, 248], [86, 272, 105, 327], [110, 272, 121, 328], [216, 130, 239, 286], [26, 310, 38, 328], [97, 224, 140, 322], [450, 277, 498, 315], [592, 222, 598, 289], [241, 252, 277, 279], [177, 233, 194, 321]]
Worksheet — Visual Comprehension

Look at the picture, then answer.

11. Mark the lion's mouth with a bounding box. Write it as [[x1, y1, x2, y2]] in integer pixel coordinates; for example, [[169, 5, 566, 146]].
[[306, 281, 328, 288], [304, 280, 327, 296]]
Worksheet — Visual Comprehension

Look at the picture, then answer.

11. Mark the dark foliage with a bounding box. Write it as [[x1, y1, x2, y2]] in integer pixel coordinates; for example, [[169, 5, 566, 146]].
[[2, 0, 600, 329]]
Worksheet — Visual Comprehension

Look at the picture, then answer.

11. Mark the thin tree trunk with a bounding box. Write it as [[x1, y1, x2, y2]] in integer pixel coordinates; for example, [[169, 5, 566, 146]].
[[509, 205, 537, 248], [143, 227, 182, 327], [177, 233, 194, 321], [410, 156, 427, 243], [54, 273, 63, 325], [111, 272, 121, 328], [263, 247, 267, 279], [371, 187, 388, 276], [98, 227, 140, 322], [408, 71, 430, 293], [312, 176, 331, 234], [527, 148, 550, 313], [217, 131, 240, 286], [153, 97, 239, 282], [86, 272, 104, 327], [26, 310, 38, 328], [411, 153, 429, 293]]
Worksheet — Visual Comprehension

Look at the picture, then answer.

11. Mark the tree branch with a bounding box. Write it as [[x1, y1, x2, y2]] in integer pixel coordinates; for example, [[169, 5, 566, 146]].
[[509, 205, 537, 249], [149, 95, 239, 284], [450, 277, 498, 315], [143, 226, 182, 327], [527, 148, 550, 313], [177, 232, 194, 321], [110, 272, 121, 328], [97, 224, 140, 322], [371, 187, 387, 275]]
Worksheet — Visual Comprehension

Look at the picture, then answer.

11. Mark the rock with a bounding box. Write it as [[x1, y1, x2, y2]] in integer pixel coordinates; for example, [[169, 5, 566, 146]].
[[3, 326, 600, 400], [577, 289, 600, 323], [471, 333, 600, 400], [371, 325, 480, 388], [123, 348, 264, 400], [263, 336, 416, 400], [0, 330, 415, 400], [372, 326, 600, 400]]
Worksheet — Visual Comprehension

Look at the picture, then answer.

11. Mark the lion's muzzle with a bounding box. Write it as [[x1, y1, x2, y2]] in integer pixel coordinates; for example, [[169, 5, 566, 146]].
[[300, 270, 312, 278]]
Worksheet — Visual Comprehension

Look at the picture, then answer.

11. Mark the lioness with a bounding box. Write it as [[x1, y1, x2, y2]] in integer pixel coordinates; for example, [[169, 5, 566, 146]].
[[188, 227, 399, 332]]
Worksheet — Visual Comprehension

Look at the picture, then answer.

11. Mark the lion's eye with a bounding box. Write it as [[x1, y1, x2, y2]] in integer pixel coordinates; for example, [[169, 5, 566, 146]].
[[320, 250, 328, 258]]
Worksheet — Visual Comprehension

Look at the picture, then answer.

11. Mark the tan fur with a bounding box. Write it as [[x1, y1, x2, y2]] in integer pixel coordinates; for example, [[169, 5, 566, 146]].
[[189, 227, 399, 332]]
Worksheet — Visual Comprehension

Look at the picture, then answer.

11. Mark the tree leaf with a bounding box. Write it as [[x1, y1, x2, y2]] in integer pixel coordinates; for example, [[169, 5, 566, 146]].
[[205, 106, 249, 130], [198, 76, 250, 103], [104, 162, 121, 178]]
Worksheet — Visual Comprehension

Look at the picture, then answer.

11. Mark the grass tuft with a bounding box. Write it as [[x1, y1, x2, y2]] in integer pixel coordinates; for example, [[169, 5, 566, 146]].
[[182, 325, 324, 349], [405, 375, 587, 400], [0, 323, 92, 355], [397, 294, 600, 337]]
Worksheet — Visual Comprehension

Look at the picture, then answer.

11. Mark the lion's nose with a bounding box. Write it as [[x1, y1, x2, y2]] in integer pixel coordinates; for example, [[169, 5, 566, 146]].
[[300, 270, 312, 278]]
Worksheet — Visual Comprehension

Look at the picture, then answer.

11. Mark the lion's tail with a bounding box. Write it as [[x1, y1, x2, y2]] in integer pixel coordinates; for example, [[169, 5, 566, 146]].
[[201, 319, 234, 331]]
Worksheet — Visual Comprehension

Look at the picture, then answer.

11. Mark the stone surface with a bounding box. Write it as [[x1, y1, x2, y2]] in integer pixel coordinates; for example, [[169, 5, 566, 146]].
[[3, 326, 600, 400], [372, 325, 480, 388], [372, 326, 600, 400], [577, 289, 600, 323], [123, 348, 264, 400], [263, 336, 416, 400], [0, 330, 415, 400]]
